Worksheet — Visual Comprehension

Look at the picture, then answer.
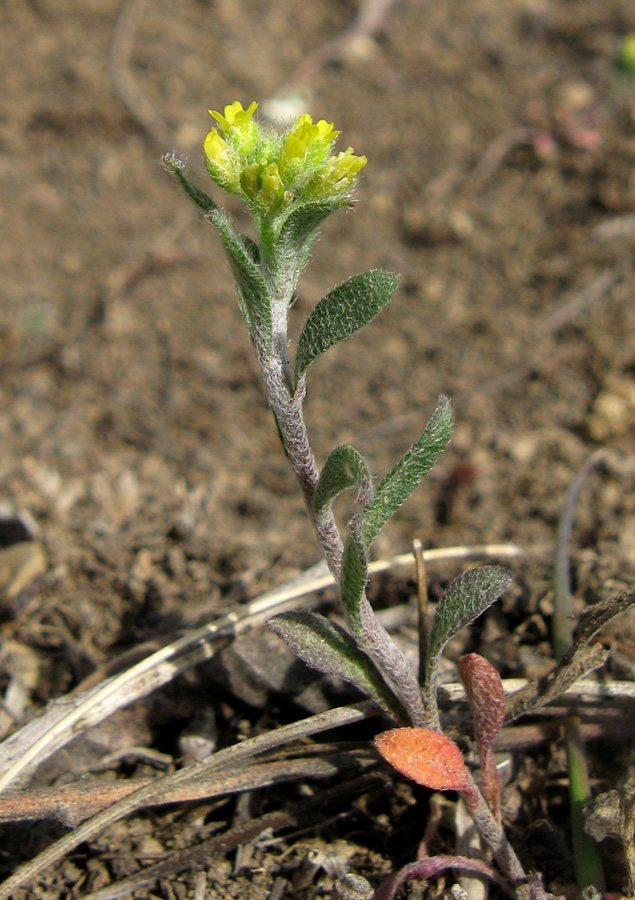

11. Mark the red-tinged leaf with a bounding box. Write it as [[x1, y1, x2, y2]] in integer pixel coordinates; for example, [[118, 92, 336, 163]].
[[458, 653, 506, 818], [458, 653, 505, 748], [375, 728, 470, 792], [372, 855, 508, 900]]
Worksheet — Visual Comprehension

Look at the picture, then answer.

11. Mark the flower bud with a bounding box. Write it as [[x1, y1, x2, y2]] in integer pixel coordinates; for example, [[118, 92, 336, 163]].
[[203, 129, 242, 193]]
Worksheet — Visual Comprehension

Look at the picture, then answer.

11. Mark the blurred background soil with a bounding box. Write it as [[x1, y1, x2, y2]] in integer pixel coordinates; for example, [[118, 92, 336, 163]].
[[1, 0, 635, 896]]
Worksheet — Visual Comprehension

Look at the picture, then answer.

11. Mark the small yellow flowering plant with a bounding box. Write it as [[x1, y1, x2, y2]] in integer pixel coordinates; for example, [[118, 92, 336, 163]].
[[163, 103, 555, 899], [202, 101, 365, 219]]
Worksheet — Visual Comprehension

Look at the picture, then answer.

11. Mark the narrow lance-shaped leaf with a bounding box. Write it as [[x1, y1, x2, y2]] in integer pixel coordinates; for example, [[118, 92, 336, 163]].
[[162, 153, 217, 214], [359, 397, 453, 549], [459, 653, 506, 749], [294, 270, 400, 382], [162, 154, 268, 346], [268, 611, 407, 722], [339, 530, 368, 636], [313, 445, 373, 520], [423, 567, 511, 718], [208, 208, 271, 348]]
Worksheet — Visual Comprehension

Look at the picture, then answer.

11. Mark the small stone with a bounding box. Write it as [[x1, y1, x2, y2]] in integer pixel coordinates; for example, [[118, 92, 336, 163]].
[[587, 375, 635, 441], [333, 874, 373, 900]]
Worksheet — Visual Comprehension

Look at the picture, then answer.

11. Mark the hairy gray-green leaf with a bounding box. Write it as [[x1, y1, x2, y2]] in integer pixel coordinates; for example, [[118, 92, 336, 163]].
[[423, 566, 511, 711], [313, 445, 373, 519], [359, 397, 452, 549], [268, 611, 406, 721], [295, 270, 400, 382], [277, 200, 342, 286], [162, 153, 217, 213], [340, 531, 369, 635], [209, 208, 271, 347]]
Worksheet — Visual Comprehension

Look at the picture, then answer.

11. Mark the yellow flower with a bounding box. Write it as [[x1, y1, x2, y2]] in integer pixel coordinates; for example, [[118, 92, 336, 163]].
[[329, 149, 368, 183], [203, 100, 366, 216], [306, 148, 367, 199], [203, 128, 241, 192], [210, 100, 259, 134], [209, 101, 259, 155], [279, 114, 340, 181]]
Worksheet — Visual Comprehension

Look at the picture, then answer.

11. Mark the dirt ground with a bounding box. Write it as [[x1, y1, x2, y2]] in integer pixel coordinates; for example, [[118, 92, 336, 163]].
[[2, 0, 635, 896]]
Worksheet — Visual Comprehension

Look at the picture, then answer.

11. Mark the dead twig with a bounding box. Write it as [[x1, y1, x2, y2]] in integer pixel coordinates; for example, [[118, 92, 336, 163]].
[[0, 747, 374, 827]]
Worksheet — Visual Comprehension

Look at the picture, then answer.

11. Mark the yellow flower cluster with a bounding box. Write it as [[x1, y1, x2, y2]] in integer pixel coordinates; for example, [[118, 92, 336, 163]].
[[203, 101, 367, 217]]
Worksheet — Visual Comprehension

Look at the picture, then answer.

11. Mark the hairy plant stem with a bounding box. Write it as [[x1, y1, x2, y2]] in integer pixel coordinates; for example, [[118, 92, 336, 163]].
[[259, 326, 426, 726], [260, 348, 344, 581], [462, 772, 531, 897]]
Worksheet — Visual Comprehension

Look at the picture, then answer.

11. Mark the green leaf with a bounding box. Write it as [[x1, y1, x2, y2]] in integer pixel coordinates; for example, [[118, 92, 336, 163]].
[[278, 199, 348, 274], [162, 154, 268, 346], [209, 208, 271, 347], [268, 611, 406, 721], [423, 567, 511, 709], [340, 531, 369, 635], [294, 270, 400, 382], [162, 153, 217, 213], [313, 445, 373, 519], [359, 397, 452, 549]]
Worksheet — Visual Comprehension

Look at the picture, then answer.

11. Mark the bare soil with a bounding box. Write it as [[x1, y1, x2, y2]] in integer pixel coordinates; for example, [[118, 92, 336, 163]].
[[1, 0, 635, 897]]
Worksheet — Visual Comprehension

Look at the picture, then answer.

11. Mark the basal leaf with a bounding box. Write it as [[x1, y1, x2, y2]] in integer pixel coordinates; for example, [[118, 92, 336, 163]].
[[423, 566, 511, 710], [294, 270, 399, 381], [375, 728, 470, 792], [359, 397, 452, 549], [458, 653, 505, 749], [313, 445, 373, 519], [458, 653, 505, 818], [268, 611, 406, 721], [209, 208, 271, 347]]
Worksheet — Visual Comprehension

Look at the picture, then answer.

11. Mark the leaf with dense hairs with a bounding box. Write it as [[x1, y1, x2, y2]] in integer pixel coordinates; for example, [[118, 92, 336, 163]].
[[277, 200, 343, 285], [459, 653, 506, 817], [162, 153, 217, 213], [209, 208, 271, 347], [313, 445, 373, 519], [423, 567, 511, 712], [339, 531, 369, 635], [294, 270, 399, 382], [358, 397, 452, 549], [269, 611, 406, 721], [375, 728, 470, 791]]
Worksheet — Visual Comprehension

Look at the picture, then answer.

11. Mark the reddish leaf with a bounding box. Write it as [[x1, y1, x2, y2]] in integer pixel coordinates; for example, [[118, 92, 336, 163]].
[[458, 653, 505, 818], [375, 728, 470, 792], [458, 653, 505, 747], [371, 855, 507, 900]]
